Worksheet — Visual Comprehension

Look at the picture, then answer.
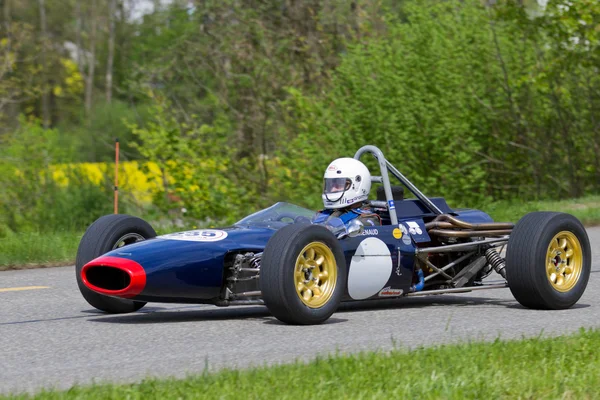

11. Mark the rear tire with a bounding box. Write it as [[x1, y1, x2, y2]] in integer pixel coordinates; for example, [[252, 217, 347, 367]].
[[260, 224, 347, 325], [505, 212, 590, 309], [76, 214, 156, 313]]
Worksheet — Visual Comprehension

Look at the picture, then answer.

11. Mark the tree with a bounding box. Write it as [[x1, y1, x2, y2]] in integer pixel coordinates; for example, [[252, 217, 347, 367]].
[[84, 0, 97, 115], [38, 0, 50, 128], [105, 0, 116, 103]]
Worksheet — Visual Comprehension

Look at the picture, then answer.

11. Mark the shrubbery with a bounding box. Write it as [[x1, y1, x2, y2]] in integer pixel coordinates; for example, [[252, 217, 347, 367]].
[[276, 0, 600, 209], [0, 120, 139, 234], [2, 1, 600, 234]]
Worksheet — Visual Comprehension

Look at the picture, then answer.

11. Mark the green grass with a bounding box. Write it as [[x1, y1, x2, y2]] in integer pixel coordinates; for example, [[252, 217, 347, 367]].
[[484, 195, 600, 225], [0, 220, 187, 269], [0, 231, 82, 270], [4, 328, 600, 399]]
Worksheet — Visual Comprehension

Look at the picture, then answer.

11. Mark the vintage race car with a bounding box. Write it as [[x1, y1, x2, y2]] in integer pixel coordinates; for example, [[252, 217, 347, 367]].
[[76, 145, 591, 324]]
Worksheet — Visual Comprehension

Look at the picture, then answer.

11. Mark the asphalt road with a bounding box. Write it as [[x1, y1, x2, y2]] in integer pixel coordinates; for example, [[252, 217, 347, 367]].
[[2, 227, 599, 395]]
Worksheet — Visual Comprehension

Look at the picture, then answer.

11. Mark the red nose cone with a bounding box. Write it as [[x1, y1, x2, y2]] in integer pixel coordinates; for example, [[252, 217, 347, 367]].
[[81, 256, 146, 298]]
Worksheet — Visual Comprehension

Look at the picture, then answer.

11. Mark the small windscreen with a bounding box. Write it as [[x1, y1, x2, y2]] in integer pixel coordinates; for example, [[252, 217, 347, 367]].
[[324, 178, 351, 194]]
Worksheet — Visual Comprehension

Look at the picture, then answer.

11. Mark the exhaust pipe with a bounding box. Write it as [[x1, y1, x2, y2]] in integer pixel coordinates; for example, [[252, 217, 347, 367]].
[[81, 256, 146, 298]]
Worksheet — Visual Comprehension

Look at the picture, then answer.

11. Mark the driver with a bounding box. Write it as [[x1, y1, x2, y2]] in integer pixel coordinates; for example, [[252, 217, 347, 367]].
[[314, 157, 381, 227]]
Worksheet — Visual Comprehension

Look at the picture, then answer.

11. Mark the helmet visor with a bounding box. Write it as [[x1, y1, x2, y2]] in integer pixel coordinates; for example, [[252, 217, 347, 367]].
[[324, 178, 352, 194]]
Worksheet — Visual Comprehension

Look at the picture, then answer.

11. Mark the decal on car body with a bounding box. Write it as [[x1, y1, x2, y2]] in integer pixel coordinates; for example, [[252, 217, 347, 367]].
[[347, 237, 392, 300], [378, 286, 403, 297], [160, 229, 228, 242], [406, 221, 423, 235], [399, 224, 412, 245], [361, 228, 379, 236], [403, 220, 431, 243]]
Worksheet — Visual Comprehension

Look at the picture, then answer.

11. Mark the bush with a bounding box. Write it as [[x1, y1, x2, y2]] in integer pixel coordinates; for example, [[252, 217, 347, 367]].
[[0, 119, 141, 233], [56, 100, 152, 163], [129, 102, 267, 224], [274, 0, 600, 209]]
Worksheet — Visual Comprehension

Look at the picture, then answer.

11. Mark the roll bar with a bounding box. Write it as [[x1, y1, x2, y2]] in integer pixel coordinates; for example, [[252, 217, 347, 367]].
[[353, 145, 444, 225]]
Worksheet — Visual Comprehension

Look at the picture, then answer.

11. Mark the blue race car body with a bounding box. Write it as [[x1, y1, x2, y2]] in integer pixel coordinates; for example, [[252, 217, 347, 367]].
[[81, 199, 493, 305], [79, 145, 589, 324]]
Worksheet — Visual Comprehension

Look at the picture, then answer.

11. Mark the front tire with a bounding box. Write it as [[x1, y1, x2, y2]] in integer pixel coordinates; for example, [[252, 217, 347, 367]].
[[505, 212, 591, 309], [76, 214, 156, 313], [260, 224, 347, 325]]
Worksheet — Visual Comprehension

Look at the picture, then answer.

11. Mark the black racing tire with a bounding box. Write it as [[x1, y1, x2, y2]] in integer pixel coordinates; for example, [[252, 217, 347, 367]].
[[260, 224, 347, 325], [75, 214, 156, 313], [505, 212, 591, 310]]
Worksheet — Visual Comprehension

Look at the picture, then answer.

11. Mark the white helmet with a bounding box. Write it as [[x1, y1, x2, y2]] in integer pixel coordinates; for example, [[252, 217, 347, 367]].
[[322, 158, 371, 209]]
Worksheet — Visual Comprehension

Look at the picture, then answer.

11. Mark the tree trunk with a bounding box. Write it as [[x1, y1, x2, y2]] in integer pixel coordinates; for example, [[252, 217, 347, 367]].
[[586, 75, 600, 191], [2, 0, 8, 25], [3, 0, 10, 42], [106, 0, 116, 103], [548, 79, 579, 197], [38, 0, 50, 128], [3, 0, 11, 74], [75, 1, 84, 76], [85, 0, 97, 115], [490, 20, 522, 140], [118, 0, 127, 24]]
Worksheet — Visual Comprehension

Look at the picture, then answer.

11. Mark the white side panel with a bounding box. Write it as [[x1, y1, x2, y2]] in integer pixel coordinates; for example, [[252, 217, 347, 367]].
[[347, 237, 393, 300]]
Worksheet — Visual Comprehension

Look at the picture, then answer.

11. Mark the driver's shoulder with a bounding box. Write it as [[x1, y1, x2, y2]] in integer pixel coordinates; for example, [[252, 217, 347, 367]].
[[352, 206, 382, 226]]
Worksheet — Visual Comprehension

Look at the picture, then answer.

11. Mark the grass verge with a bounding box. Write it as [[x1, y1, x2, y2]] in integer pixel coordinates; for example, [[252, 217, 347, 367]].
[[484, 194, 600, 225], [0, 231, 82, 271], [1, 195, 599, 269], [0, 220, 186, 270], [5, 328, 600, 399]]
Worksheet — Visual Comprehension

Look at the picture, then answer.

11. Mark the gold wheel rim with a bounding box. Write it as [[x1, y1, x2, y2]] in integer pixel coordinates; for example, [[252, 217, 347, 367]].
[[546, 231, 583, 293], [294, 242, 337, 308]]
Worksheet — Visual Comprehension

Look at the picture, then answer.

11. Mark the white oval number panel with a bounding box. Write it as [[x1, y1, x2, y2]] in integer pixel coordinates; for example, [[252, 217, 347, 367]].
[[347, 237, 393, 300], [160, 229, 228, 242]]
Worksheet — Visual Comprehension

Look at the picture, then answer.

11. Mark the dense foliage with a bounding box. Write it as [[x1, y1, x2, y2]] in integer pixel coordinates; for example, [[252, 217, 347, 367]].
[[1, 0, 599, 233], [280, 0, 600, 208]]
